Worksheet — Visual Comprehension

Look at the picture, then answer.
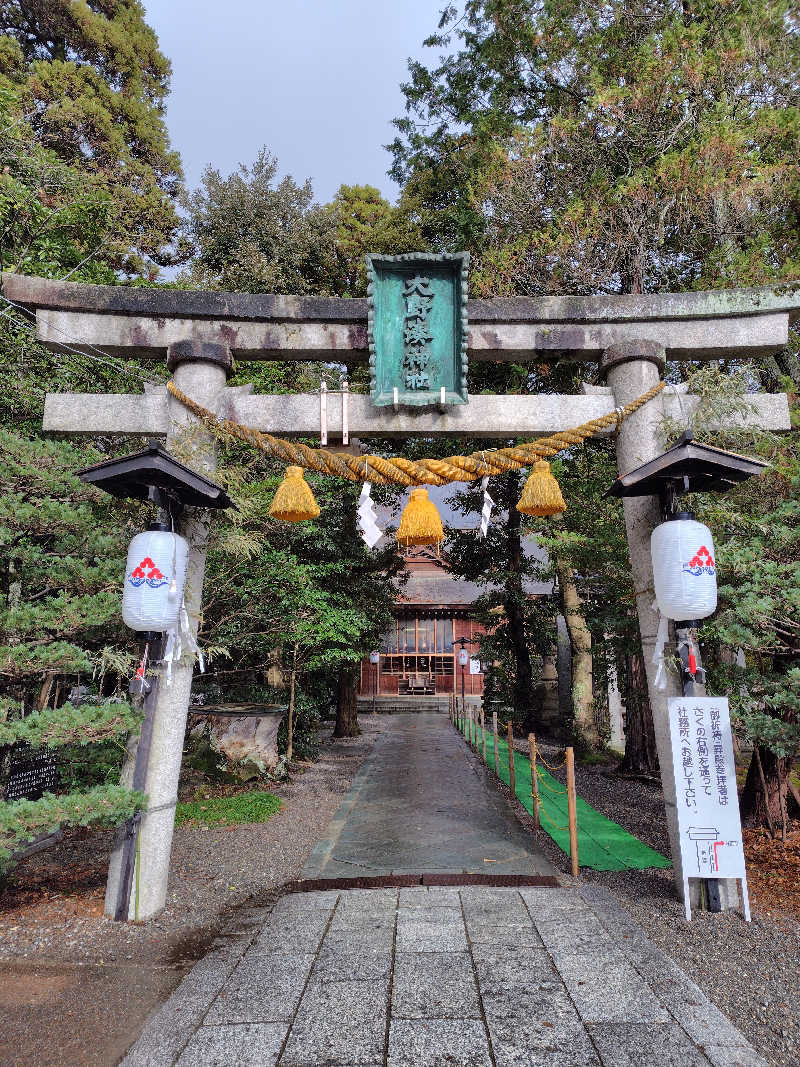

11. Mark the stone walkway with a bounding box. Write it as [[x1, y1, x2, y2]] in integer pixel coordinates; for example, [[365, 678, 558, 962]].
[[303, 713, 553, 878], [122, 715, 767, 1067]]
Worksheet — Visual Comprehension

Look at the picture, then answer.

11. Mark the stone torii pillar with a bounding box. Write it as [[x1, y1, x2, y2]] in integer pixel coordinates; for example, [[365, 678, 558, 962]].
[[602, 340, 738, 910], [105, 340, 232, 920]]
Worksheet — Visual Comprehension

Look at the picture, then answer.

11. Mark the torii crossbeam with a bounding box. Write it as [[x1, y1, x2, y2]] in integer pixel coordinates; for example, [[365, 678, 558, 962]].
[[14, 269, 795, 921]]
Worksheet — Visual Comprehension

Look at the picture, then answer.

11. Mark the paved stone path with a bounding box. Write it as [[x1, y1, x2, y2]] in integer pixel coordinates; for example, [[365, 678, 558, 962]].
[[123, 715, 767, 1067], [303, 713, 553, 878]]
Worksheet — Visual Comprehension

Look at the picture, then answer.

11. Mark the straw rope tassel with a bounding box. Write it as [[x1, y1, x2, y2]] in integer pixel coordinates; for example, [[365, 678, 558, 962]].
[[396, 487, 444, 548], [269, 465, 320, 521], [517, 460, 566, 517]]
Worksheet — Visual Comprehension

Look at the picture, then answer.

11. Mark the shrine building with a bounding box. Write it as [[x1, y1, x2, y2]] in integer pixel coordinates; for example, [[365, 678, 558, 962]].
[[357, 488, 555, 711]]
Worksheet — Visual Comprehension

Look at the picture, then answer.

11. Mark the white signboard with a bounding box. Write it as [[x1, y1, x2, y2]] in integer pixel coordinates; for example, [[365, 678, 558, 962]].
[[469, 658, 482, 675], [668, 696, 750, 921]]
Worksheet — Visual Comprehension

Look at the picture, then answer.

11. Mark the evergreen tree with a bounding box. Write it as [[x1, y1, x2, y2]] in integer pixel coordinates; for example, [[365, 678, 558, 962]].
[[202, 450, 404, 739], [181, 149, 340, 295], [0, 0, 186, 275], [391, 0, 800, 788], [446, 468, 555, 734], [0, 430, 143, 872], [327, 183, 422, 296], [667, 367, 800, 827], [391, 0, 800, 293]]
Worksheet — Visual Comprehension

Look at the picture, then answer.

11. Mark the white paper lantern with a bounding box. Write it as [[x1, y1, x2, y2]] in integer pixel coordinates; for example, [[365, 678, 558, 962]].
[[651, 516, 717, 621], [122, 528, 189, 632], [458, 648, 469, 666]]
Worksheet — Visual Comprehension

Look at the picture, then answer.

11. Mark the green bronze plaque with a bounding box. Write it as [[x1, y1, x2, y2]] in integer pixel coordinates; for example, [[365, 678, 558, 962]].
[[367, 252, 469, 407]]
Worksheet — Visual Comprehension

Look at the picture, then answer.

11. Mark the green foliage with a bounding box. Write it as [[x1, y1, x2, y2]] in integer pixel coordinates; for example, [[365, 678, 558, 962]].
[[181, 149, 340, 294], [698, 407, 800, 758], [202, 448, 403, 693], [0, 1, 186, 274], [0, 428, 142, 864], [326, 183, 423, 296], [0, 784, 144, 864], [0, 700, 141, 748], [391, 0, 800, 294], [175, 791, 283, 827], [277, 691, 321, 761], [0, 428, 134, 690], [0, 85, 116, 283]]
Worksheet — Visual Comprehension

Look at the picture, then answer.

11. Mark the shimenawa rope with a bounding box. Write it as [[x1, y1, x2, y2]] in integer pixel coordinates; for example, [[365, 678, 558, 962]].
[[166, 380, 666, 487]]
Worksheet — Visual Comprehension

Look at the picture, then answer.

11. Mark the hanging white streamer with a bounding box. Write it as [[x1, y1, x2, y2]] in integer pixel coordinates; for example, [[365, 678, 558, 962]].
[[479, 476, 494, 538], [163, 601, 206, 686], [651, 601, 670, 691], [357, 481, 383, 549]]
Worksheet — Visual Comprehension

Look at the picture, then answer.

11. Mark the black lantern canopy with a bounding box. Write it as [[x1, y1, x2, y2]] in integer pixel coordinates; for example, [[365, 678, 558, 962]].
[[76, 440, 234, 514], [606, 430, 767, 516]]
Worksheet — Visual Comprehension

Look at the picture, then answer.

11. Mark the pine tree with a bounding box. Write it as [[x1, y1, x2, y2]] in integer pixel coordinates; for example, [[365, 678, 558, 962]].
[[0, 0, 185, 275], [0, 431, 143, 873]]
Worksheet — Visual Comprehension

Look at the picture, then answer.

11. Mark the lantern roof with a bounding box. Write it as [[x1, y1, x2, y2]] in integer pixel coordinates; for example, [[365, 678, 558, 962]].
[[606, 431, 768, 499], [77, 440, 235, 511]]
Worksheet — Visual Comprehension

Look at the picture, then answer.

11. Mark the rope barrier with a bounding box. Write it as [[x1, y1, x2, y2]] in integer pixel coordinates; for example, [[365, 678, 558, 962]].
[[535, 772, 569, 797], [167, 380, 666, 487], [536, 751, 567, 773], [538, 806, 571, 833], [529, 736, 567, 773]]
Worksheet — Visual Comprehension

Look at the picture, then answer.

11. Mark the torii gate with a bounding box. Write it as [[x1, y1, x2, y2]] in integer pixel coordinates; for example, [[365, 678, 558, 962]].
[[10, 269, 795, 921]]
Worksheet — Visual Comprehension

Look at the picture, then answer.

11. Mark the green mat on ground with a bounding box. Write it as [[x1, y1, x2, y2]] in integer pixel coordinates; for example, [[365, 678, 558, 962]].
[[456, 716, 670, 872]]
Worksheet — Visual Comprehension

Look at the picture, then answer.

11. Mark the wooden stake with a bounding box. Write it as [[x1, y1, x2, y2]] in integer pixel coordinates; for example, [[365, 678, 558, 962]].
[[566, 747, 579, 878], [493, 711, 499, 774], [507, 721, 516, 796], [753, 744, 776, 840], [778, 763, 788, 846], [529, 733, 540, 830], [481, 709, 487, 763], [287, 642, 298, 762]]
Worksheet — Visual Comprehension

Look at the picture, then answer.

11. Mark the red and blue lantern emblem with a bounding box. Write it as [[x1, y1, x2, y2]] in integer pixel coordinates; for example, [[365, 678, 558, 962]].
[[682, 544, 715, 577], [128, 555, 169, 589]]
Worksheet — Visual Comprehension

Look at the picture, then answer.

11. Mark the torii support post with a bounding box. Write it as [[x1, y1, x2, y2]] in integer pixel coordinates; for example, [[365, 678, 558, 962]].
[[104, 340, 232, 920], [602, 340, 739, 912]]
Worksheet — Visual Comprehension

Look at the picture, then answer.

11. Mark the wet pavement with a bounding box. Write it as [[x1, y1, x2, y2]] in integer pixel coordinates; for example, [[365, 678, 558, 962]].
[[302, 713, 553, 879]]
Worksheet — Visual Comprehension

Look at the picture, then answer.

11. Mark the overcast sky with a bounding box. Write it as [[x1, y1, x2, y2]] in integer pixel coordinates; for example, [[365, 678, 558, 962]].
[[142, 0, 443, 205]]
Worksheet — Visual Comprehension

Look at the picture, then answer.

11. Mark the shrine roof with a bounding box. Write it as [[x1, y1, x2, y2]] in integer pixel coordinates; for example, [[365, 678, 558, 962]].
[[396, 571, 552, 608]]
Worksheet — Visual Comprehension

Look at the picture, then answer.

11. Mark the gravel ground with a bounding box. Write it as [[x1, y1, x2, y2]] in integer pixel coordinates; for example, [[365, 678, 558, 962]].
[[0, 717, 388, 1067], [0, 717, 388, 965], [487, 729, 799, 1067]]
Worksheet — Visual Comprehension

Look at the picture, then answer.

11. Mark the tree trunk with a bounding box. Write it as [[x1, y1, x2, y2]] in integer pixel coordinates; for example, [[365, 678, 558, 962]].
[[739, 744, 794, 830], [505, 473, 537, 733], [556, 558, 599, 751], [334, 664, 360, 738], [619, 649, 659, 775], [286, 643, 297, 762]]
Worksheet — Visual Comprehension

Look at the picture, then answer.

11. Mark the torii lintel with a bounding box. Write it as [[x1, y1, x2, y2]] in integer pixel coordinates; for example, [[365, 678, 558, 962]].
[[5, 271, 800, 362]]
